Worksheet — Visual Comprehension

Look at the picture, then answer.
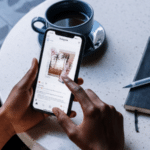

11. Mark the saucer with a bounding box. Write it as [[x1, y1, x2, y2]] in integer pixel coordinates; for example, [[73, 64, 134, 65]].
[[38, 20, 106, 57]]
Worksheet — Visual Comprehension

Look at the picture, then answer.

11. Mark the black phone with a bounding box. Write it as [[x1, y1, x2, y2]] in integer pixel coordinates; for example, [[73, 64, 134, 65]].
[[32, 28, 85, 116]]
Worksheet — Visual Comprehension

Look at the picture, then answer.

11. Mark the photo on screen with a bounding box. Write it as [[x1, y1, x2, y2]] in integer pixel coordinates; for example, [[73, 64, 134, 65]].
[[48, 48, 75, 83]]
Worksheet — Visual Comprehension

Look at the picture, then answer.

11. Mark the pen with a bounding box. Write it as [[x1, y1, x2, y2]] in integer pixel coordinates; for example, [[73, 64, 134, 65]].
[[123, 77, 150, 88]]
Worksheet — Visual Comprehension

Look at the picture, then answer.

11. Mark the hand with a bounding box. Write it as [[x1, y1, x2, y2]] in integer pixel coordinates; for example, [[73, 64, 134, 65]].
[[52, 76, 124, 150], [0, 58, 48, 134], [0, 58, 83, 134]]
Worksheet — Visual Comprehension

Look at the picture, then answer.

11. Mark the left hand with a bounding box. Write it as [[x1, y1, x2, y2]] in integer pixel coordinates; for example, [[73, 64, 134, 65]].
[[1, 58, 49, 134], [0, 58, 83, 134]]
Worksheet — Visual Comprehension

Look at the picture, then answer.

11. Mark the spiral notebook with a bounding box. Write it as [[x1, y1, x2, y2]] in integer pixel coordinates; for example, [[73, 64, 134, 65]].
[[124, 37, 150, 114]]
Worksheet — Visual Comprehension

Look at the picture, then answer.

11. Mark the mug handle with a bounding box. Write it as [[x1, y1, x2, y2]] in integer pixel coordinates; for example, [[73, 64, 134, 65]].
[[31, 17, 47, 34]]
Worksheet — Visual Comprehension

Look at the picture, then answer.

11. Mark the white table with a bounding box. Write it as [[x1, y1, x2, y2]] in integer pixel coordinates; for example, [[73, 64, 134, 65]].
[[0, 0, 150, 149]]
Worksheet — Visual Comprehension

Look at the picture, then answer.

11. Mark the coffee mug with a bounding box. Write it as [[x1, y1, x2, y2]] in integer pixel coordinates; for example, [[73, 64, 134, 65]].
[[31, 0, 94, 40]]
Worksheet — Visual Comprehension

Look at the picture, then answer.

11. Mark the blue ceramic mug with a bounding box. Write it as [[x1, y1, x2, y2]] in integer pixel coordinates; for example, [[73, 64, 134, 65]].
[[31, 0, 94, 38]]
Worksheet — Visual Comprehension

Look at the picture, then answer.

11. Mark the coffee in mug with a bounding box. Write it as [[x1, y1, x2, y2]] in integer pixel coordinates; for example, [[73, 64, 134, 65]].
[[31, 0, 94, 36], [50, 11, 89, 27]]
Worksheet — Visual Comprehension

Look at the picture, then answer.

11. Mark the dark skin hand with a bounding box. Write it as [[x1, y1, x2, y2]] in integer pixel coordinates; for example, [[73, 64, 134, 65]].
[[0, 58, 124, 150], [53, 76, 124, 150], [0, 58, 83, 136]]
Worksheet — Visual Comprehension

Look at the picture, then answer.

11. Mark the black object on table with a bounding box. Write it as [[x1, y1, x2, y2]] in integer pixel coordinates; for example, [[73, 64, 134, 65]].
[[124, 37, 150, 132]]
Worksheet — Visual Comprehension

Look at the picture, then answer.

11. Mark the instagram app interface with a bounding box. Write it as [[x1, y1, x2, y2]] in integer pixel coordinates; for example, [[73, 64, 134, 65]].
[[33, 31, 82, 114]]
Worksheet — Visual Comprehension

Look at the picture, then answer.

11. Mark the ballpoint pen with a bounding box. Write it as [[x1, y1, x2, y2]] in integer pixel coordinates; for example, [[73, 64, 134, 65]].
[[123, 77, 150, 88]]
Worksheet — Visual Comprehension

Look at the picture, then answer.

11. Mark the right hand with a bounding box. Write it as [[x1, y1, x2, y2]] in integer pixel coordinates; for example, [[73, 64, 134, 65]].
[[52, 76, 124, 150]]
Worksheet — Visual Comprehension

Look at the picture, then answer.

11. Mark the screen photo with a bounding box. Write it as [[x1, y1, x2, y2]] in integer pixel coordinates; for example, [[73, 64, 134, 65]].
[[33, 30, 82, 114], [48, 48, 75, 83]]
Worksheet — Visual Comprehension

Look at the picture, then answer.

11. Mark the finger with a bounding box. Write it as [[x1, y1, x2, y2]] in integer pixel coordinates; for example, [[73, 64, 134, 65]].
[[41, 110, 76, 119], [62, 76, 93, 112], [73, 97, 78, 102], [69, 111, 77, 118], [77, 78, 84, 85], [53, 108, 77, 136], [73, 78, 84, 102], [18, 58, 38, 89], [43, 113, 51, 118], [85, 89, 105, 106]]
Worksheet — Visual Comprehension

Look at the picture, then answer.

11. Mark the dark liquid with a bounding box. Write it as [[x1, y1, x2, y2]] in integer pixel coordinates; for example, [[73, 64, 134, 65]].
[[52, 11, 89, 27]]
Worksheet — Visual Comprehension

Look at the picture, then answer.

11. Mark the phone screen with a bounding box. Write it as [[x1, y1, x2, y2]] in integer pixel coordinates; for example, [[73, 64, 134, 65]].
[[32, 30, 82, 114]]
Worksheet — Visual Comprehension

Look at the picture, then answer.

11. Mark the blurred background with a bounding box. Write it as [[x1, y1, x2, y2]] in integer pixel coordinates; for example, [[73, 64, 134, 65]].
[[0, 0, 44, 49]]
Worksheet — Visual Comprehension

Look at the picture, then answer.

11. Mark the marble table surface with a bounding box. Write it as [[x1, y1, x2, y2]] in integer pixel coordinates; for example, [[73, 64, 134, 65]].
[[0, 0, 150, 149]]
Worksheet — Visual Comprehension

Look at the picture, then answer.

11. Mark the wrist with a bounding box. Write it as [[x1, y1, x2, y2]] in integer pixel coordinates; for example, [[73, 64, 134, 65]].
[[0, 107, 15, 137], [0, 107, 15, 149]]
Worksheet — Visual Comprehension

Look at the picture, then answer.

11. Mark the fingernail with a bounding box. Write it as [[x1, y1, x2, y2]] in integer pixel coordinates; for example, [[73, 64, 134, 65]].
[[61, 75, 67, 79], [52, 108, 59, 116], [62, 76, 69, 82]]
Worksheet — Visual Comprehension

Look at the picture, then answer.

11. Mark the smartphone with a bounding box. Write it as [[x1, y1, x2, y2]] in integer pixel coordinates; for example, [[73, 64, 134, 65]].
[[32, 28, 85, 116]]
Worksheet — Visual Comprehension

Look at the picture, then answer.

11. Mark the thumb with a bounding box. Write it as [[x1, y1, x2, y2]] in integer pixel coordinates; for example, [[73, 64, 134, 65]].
[[53, 108, 78, 137], [18, 58, 38, 89]]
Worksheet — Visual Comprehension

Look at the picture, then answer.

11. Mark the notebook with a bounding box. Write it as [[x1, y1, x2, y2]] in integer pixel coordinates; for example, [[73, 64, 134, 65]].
[[124, 37, 150, 114]]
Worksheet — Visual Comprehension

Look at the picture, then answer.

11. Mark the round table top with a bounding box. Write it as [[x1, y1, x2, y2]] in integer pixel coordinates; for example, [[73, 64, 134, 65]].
[[0, 0, 150, 149]]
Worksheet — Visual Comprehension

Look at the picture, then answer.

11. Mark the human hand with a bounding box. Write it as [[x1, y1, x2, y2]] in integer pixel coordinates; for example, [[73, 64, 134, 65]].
[[0, 58, 83, 134], [52, 76, 124, 150]]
